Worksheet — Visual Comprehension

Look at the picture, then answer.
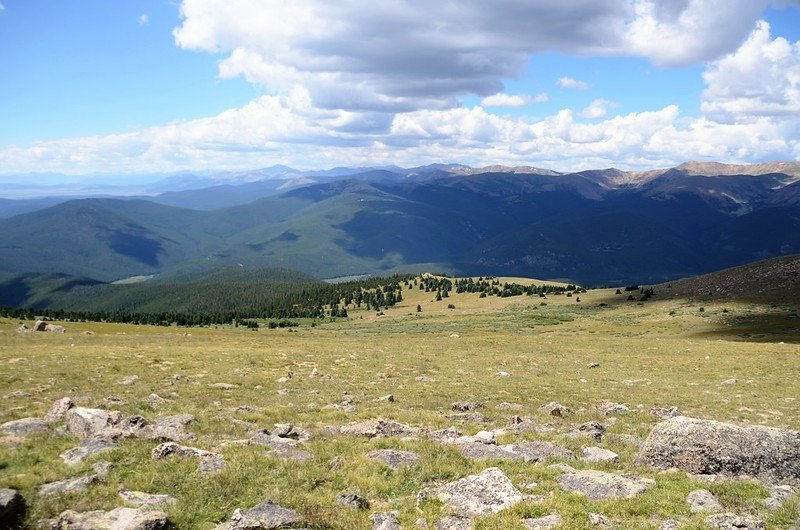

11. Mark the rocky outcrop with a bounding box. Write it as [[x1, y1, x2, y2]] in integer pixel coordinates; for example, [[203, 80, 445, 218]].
[[433, 467, 526, 517], [0, 417, 49, 437], [636, 416, 800, 484]]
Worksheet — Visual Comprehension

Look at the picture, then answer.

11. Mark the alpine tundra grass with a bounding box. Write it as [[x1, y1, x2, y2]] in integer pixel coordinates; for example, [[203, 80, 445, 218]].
[[1, 278, 799, 528]]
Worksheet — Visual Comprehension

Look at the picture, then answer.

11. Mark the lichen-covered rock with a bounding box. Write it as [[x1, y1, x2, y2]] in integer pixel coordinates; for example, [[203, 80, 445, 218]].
[[340, 419, 416, 438], [371, 511, 400, 530], [540, 402, 571, 417], [44, 397, 75, 422], [39, 473, 103, 496], [687, 489, 723, 513], [558, 470, 654, 500], [704, 513, 765, 530], [763, 484, 797, 510], [434, 467, 526, 517], [0, 417, 49, 437], [151, 442, 225, 474], [523, 514, 561, 529], [60, 438, 117, 465], [453, 441, 521, 461], [224, 499, 303, 529], [435, 516, 473, 529], [596, 401, 630, 415], [119, 489, 177, 510], [0, 488, 24, 527], [366, 449, 421, 469], [581, 446, 619, 464], [65, 407, 122, 439], [509, 441, 575, 463], [636, 416, 800, 484], [336, 492, 370, 510], [43, 507, 168, 530]]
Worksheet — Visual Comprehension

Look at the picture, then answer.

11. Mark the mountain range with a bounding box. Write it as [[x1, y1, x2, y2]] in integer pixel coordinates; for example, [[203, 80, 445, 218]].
[[1, 161, 799, 286]]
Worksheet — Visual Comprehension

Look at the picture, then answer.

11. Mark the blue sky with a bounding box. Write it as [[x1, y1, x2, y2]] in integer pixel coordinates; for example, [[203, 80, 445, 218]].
[[0, 1, 799, 177]]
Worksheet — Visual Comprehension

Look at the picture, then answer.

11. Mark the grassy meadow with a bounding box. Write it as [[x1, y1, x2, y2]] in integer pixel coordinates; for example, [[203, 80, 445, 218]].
[[1, 277, 799, 529]]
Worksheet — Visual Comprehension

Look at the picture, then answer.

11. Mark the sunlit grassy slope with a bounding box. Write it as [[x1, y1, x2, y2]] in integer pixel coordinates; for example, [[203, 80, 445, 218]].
[[1, 276, 799, 528]]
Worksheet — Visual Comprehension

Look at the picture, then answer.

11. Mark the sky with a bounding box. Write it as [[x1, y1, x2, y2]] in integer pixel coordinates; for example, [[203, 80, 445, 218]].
[[0, 0, 799, 179]]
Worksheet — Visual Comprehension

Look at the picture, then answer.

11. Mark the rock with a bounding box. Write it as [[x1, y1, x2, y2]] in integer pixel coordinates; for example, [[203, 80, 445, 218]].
[[376, 394, 395, 403], [367, 449, 421, 469], [704, 513, 765, 530], [44, 507, 168, 530], [371, 511, 401, 530], [0, 417, 49, 437], [558, 470, 655, 500], [436, 516, 473, 529], [581, 447, 620, 464], [32, 320, 65, 333], [336, 492, 370, 510], [454, 441, 521, 461], [209, 383, 239, 389], [596, 401, 630, 415], [764, 484, 797, 510], [33, 320, 47, 331], [151, 442, 225, 474], [523, 514, 561, 529], [93, 460, 112, 477], [144, 393, 167, 408], [540, 402, 571, 417], [119, 489, 178, 510], [117, 375, 139, 385], [141, 414, 196, 441], [659, 520, 679, 530], [60, 438, 117, 465], [588, 512, 611, 527], [494, 371, 511, 377], [720, 378, 738, 386], [578, 421, 606, 441], [0, 488, 24, 527], [508, 441, 575, 463], [3, 390, 31, 399], [649, 406, 679, 419], [65, 407, 122, 439], [434, 467, 526, 517], [44, 397, 75, 422], [548, 463, 576, 473], [447, 412, 485, 423], [39, 473, 102, 496], [225, 499, 303, 530], [636, 416, 800, 484], [687, 489, 723, 513], [340, 419, 416, 438], [588, 362, 600, 368], [16, 324, 30, 333], [473, 430, 495, 443], [250, 433, 310, 461], [451, 402, 483, 412], [427, 427, 462, 441]]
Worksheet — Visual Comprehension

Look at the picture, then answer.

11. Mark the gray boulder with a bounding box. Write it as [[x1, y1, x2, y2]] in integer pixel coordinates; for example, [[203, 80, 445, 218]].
[[366, 449, 421, 469], [39, 473, 103, 496], [764, 485, 797, 510], [558, 470, 654, 500], [636, 416, 800, 484], [371, 511, 400, 530], [0, 488, 24, 527], [340, 419, 417, 438], [687, 489, 723, 513], [434, 467, 526, 517], [704, 513, 765, 530], [225, 499, 303, 529], [509, 440, 575, 462], [151, 442, 225, 474], [60, 438, 117, 465], [540, 402, 571, 417], [453, 441, 521, 461], [42, 507, 168, 530], [0, 417, 49, 437], [44, 397, 75, 422], [336, 492, 370, 510], [523, 514, 561, 529], [436, 516, 473, 529], [581, 446, 619, 464], [65, 407, 122, 439], [119, 489, 177, 510]]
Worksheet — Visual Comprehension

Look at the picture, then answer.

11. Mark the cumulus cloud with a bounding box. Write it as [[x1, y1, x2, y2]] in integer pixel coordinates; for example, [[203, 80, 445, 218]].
[[172, 0, 776, 113], [481, 93, 548, 107], [558, 77, 592, 90], [580, 99, 613, 119], [701, 21, 800, 123], [138, 13, 150, 25]]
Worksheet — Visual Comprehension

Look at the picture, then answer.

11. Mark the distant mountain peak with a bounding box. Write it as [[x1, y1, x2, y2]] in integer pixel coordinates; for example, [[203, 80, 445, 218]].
[[676, 160, 800, 179]]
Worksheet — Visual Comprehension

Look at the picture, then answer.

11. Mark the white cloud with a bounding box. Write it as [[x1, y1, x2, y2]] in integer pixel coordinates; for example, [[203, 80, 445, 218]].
[[481, 93, 548, 107], [580, 99, 613, 119], [558, 77, 592, 90], [701, 21, 800, 123], [138, 13, 150, 25], [172, 0, 777, 113], [0, 2, 5, 12]]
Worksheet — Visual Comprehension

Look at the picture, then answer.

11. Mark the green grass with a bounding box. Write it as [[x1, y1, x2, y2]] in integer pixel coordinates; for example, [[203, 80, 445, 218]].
[[1, 279, 799, 528]]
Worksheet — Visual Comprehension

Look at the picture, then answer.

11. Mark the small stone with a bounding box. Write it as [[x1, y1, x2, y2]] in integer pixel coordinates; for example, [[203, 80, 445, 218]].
[[117, 375, 139, 385], [436, 516, 473, 529], [510, 441, 575, 463], [454, 441, 521, 461], [144, 393, 167, 408], [649, 406, 679, 419], [340, 419, 417, 438], [578, 421, 606, 441], [720, 378, 738, 386], [764, 485, 797, 510], [548, 463, 577, 473], [540, 402, 571, 417], [659, 520, 679, 530], [209, 383, 239, 389], [596, 401, 631, 415], [581, 446, 619, 464], [523, 514, 561, 529], [371, 511, 401, 530], [588, 362, 600, 368], [223, 499, 303, 529], [588, 512, 611, 527], [336, 492, 370, 510], [494, 371, 511, 377], [451, 401, 483, 412], [3, 390, 31, 399], [687, 489, 723, 513], [705, 513, 765, 530], [376, 394, 395, 402], [39, 473, 102, 496]]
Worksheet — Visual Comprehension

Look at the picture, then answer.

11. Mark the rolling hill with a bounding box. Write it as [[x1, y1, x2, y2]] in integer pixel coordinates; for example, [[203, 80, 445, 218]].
[[1, 162, 799, 285]]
